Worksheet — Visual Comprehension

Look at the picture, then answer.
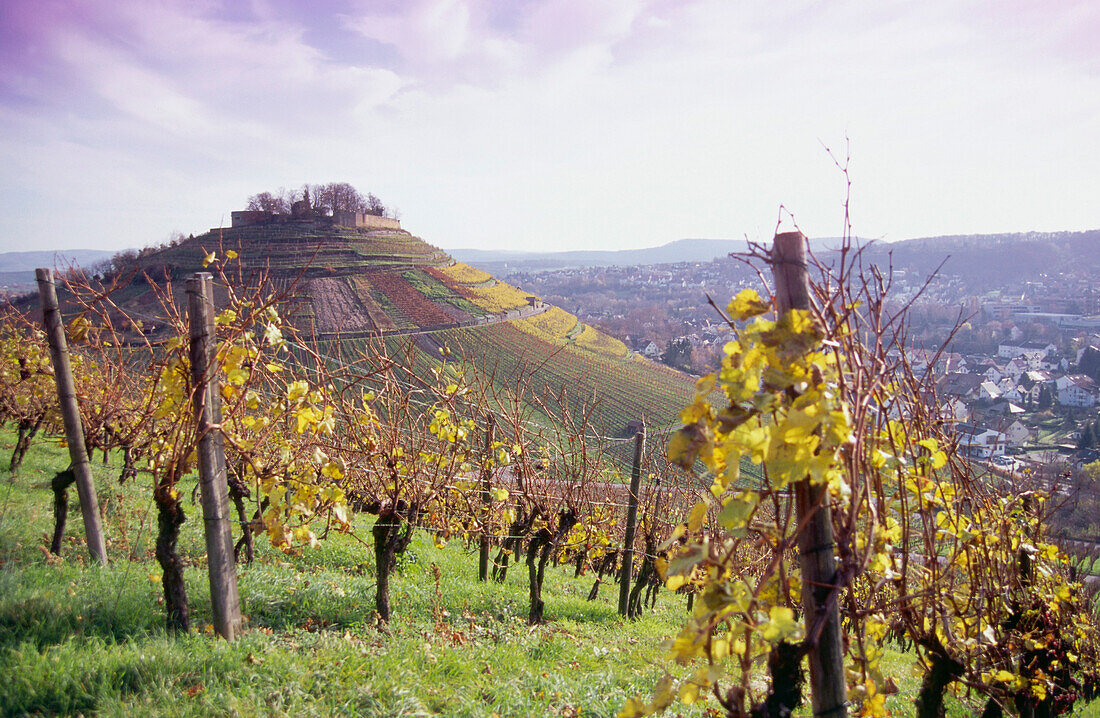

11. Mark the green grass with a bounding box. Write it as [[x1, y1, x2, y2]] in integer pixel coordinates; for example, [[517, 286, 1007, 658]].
[[1, 429, 1099, 717], [0, 429, 704, 717]]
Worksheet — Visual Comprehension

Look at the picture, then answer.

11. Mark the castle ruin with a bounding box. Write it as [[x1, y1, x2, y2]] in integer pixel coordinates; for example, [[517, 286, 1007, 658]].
[[229, 208, 400, 231]]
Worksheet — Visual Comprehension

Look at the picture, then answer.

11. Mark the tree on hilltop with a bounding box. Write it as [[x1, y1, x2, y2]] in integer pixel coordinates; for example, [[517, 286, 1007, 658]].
[[246, 183, 388, 218], [246, 191, 289, 214]]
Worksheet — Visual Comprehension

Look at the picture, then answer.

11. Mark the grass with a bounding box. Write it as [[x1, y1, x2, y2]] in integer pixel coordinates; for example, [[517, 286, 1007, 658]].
[[1, 429, 1099, 717]]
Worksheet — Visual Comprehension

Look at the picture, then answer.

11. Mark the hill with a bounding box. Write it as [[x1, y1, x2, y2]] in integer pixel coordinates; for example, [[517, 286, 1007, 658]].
[[451, 236, 827, 272], [854, 229, 1100, 287], [450, 237, 846, 273], [450, 238, 747, 272], [0, 249, 117, 294], [453, 229, 1100, 288], [98, 219, 698, 447]]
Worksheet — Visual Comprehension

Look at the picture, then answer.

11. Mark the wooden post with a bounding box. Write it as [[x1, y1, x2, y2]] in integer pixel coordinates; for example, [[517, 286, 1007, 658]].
[[35, 268, 108, 566], [478, 415, 495, 582], [187, 272, 242, 640], [771, 232, 847, 718], [618, 428, 646, 616]]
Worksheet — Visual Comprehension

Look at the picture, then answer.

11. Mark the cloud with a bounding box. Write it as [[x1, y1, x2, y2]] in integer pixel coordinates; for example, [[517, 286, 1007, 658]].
[[0, 0, 1097, 253]]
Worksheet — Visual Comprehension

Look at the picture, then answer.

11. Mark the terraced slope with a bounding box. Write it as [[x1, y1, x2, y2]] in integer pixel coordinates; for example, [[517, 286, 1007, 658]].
[[114, 220, 697, 453]]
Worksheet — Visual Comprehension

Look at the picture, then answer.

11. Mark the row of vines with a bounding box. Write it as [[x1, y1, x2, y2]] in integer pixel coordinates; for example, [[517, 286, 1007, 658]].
[[0, 253, 697, 638], [4, 235, 1100, 718]]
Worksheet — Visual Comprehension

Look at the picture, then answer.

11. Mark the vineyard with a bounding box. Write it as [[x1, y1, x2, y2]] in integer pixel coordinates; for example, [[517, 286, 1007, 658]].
[[427, 321, 693, 436], [0, 431, 712, 717], [3, 229, 1100, 718]]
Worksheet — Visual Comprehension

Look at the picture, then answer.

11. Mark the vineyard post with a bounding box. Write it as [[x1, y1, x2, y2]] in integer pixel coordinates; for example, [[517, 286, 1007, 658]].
[[35, 268, 108, 566], [478, 415, 495, 582], [771, 232, 847, 718], [187, 272, 243, 640], [618, 427, 646, 616]]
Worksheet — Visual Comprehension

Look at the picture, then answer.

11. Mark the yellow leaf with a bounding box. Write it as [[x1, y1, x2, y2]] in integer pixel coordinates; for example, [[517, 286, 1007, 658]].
[[761, 606, 802, 644], [286, 380, 309, 402], [679, 680, 700, 704], [668, 423, 709, 469], [686, 501, 708, 533], [202, 251, 216, 267], [727, 289, 770, 320], [617, 697, 647, 718]]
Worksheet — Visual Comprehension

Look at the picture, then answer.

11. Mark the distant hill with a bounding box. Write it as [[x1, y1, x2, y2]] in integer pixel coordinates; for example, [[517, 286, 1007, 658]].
[[853, 230, 1100, 286], [451, 237, 845, 272], [453, 230, 1100, 286], [452, 238, 746, 271], [0, 249, 117, 294]]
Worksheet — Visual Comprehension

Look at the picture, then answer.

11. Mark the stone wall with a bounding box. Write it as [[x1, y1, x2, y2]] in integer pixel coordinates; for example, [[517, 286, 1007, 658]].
[[231, 210, 272, 227], [332, 211, 401, 231]]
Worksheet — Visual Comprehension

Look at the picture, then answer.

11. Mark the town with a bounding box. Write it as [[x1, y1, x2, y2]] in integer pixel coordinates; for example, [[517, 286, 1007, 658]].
[[494, 236, 1100, 513]]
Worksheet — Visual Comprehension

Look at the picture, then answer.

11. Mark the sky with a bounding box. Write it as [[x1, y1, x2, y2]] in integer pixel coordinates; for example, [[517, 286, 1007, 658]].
[[0, 0, 1097, 254]]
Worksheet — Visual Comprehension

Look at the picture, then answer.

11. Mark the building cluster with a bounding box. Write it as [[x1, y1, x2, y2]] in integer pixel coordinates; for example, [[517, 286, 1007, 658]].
[[908, 339, 1100, 462]]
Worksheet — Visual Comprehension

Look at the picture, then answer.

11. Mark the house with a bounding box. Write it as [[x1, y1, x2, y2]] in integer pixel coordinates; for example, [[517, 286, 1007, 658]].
[[978, 381, 1002, 400], [995, 375, 1023, 398], [998, 341, 1056, 360], [942, 352, 968, 374], [939, 397, 970, 423], [986, 418, 1030, 447], [971, 404, 1029, 447], [904, 349, 966, 378], [1076, 343, 1100, 366], [1075, 448, 1100, 469], [937, 372, 984, 400], [1056, 374, 1098, 408], [953, 423, 1007, 459], [971, 362, 1003, 383], [1003, 357, 1029, 379], [643, 341, 661, 358], [985, 399, 1026, 416], [1018, 370, 1055, 403]]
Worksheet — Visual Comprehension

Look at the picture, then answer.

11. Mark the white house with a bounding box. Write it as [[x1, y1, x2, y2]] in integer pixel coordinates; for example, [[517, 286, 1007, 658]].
[[979, 381, 1002, 400], [1003, 357, 1029, 379], [981, 365, 1004, 383], [998, 341, 1056, 360], [954, 422, 1007, 459], [1056, 374, 1098, 408]]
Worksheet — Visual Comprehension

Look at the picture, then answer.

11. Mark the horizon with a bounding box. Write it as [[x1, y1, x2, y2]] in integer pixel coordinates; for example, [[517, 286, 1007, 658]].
[[1, 1, 1098, 254], [5, 227, 1100, 265]]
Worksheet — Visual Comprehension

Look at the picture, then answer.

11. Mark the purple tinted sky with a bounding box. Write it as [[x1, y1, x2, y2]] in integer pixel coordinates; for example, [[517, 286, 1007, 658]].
[[0, 0, 1097, 253]]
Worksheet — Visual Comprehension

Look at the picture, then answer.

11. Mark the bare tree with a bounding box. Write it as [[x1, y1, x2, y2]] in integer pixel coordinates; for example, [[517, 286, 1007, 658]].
[[247, 183, 384, 217], [246, 191, 288, 214], [366, 192, 386, 217]]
